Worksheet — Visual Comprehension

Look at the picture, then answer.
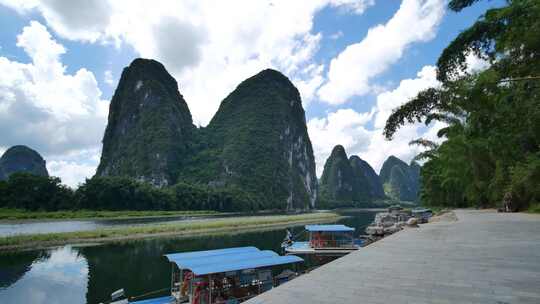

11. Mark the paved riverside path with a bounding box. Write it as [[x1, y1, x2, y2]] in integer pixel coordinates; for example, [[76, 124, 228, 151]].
[[247, 210, 540, 304]]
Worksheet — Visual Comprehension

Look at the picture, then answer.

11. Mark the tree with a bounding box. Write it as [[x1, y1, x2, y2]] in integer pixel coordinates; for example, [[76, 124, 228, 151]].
[[383, 0, 540, 210], [1, 173, 74, 211]]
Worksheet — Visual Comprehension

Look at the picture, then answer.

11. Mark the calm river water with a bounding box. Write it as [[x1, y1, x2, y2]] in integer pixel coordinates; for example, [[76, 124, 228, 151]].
[[0, 210, 376, 304]]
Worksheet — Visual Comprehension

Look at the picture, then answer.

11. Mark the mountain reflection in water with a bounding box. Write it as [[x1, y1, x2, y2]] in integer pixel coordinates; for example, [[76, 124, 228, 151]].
[[0, 210, 376, 304]]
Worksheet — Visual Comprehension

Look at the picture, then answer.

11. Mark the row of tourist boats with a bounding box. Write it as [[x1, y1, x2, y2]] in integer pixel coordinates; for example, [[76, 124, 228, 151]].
[[105, 224, 360, 304], [105, 207, 432, 304]]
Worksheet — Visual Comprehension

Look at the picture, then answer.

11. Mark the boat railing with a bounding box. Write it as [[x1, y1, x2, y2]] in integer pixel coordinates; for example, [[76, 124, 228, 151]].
[[310, 239, 356, 249]]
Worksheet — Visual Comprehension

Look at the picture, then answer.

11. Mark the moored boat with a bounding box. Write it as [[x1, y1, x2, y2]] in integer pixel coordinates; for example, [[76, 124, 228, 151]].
[[106, 246, 303, 304], [282, 224, 363, 256]]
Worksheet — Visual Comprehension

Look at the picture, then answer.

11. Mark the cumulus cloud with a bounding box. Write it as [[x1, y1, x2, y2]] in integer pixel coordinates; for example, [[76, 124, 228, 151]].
[[330, 0, 375, 14], [373, 65, 439, 128], [318, 0, 445, 104], [309, 65, 444, 175], [1, 0, 376, 125], [0, 21, 107, 185], [47, 160, 97, 187], [37, 0, 112, 42], [103, 70, 114, 86], [0, 0, 111, 42]]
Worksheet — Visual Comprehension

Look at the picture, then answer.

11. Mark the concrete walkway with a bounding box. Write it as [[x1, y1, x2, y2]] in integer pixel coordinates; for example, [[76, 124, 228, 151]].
[[247, 210, 540, 304]]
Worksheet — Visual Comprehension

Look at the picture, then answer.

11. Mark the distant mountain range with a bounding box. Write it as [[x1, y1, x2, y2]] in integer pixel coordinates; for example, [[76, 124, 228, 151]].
[[1, 58, 421, 210], [319, 145, 421, 206]]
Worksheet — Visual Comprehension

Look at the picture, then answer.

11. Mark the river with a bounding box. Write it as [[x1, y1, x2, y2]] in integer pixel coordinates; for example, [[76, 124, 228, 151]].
[[0, 210, 376, 304]]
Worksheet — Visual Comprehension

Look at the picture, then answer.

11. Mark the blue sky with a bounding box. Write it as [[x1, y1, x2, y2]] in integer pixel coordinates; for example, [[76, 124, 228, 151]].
[[0, 0, 504, 186]]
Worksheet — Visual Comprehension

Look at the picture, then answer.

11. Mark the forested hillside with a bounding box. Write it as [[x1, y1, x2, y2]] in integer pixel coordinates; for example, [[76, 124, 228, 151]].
[[319, 145, 387, 208], [379, 156, 421, 202], [384, 0, 540, 211]]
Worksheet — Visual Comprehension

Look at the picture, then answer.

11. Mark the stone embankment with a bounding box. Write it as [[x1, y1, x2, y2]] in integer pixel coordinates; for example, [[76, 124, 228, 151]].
[[247, 209, 540, 304], [363, 206, 429, 243]]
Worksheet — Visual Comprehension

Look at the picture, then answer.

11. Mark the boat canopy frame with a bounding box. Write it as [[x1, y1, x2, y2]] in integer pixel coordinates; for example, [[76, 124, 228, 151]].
[[304, 224, 355, 232], [164, 246, 302, 276]]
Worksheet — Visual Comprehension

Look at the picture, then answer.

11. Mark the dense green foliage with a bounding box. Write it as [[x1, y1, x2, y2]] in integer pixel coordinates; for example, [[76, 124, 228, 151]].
[[350, 156, 386, 199], [384, 0, 540, 211], [319, 145, 383, 207], [0, 145, 48, 180], [0, 173, 73, 211], [179, 69, 317, 210], [0, 174, 259, 212]]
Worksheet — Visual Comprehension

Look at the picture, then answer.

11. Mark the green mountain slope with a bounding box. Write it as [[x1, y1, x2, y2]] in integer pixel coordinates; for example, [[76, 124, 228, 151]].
[[349, 155, 385, 199], [320, 145, 356, 203], [182, 69, 317, 210], [380, 155, 421, 201], [0, 145, 49, 180], [96, 59, 195, 187]]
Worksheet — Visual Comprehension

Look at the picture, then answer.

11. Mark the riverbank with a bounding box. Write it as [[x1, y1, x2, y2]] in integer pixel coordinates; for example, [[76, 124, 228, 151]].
[[0, 212, 341, 252], [0, 208, 223, 221]]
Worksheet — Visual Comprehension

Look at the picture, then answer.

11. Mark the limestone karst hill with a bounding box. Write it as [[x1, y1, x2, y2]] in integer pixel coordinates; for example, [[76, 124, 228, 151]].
[[319, 145, 385, 207], [0, 145, 49, 180], [379, 155, 420, 202], [96, 59, 317, 210]]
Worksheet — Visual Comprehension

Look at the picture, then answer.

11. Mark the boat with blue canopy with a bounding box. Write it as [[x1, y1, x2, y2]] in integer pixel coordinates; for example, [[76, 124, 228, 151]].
[[282, 224, 363, 256], [107, 246, 303, 304]]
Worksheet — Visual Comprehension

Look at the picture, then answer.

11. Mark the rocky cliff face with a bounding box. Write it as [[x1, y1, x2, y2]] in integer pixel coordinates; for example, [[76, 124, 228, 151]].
[[97, 61, 318, 209], [319, 146, 387, 206], [349, 155, 385, 199], [0, 145, 49, 180], [380, 156, 421, 201], [320, 145, 356, 203], [96, 59, 194, 187], [203, 69, 318, 210]]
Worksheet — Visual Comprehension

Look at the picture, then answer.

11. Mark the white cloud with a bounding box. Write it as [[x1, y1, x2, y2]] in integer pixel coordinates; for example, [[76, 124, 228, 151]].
[[329, 31, 344, 40], [464, 52, 490, 75], [47, 160, 96, 187], [330, 0, 375, 14], [309, 65, 444, 175], [373, 65, 439, 128], [1, 0, 375, 125], [37, 0, 112, 42], [0, 21, 107, 185], [103, 70, 113, 86], [318, 0, 445, 104]]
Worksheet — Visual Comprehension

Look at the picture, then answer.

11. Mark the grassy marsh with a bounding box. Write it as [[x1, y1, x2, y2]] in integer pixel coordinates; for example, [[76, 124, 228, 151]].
[[0, 212, 341, 251], [0, 208, 220, 221]]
